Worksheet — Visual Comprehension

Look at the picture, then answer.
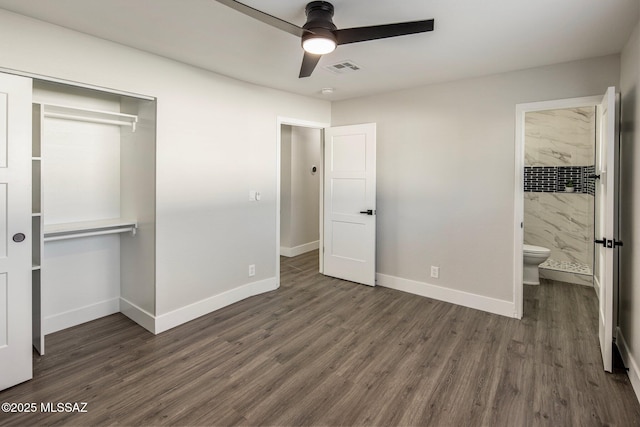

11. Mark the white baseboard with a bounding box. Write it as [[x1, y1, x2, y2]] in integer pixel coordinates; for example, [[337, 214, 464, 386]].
[[376, 273, 517, 318], [44, 297, 120, 335], [280, 240, 319, 257], [616, 327, 640, 404], [154, 277, 278, 334], [120, 297, 156, 334]]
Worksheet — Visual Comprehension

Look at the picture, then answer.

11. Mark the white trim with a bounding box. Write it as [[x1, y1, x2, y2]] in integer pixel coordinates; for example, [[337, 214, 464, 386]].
[[280, 240, 320, 257], [120, 297, 156, 334], [276, 117, 329, 286], [376, 273, 517, 318], [594, 275, 601, 300], [154, 277, 277, 334], [0, 66, 155, 101], [514, 94, 602, 319], [43, 297, 120, 334], [514, 105, 525, 319], [616, 327, 640, 404]]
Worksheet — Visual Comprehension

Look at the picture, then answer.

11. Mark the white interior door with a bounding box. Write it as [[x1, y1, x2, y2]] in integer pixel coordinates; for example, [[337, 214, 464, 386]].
[[595, 86, 618, 373], [0, 73, 33, 390], [323, 123, 376, 286]]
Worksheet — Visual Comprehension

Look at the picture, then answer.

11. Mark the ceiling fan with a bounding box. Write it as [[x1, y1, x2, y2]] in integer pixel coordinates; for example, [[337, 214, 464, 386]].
[[214, 0, 435, 78]]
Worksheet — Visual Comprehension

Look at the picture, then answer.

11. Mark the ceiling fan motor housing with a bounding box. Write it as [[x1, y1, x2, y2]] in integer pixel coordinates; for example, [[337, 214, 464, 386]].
[[304, 1, 336, 28], [303, 1, 338, 45]]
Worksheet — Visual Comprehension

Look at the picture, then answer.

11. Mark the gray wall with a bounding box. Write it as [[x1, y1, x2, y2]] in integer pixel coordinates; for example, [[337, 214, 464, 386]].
[[620, 18, 640, 397], [332, 55, 620, 304]]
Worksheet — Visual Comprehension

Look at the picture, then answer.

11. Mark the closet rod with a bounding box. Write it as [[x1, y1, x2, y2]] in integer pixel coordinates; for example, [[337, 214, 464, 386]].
[[43, 112, 137, 131], [44, 226, 137, 242]]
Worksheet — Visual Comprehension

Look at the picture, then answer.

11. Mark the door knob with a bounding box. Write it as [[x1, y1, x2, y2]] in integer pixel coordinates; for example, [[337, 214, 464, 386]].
[[12, 233, 26, 243], [359, 209, 374, 215]]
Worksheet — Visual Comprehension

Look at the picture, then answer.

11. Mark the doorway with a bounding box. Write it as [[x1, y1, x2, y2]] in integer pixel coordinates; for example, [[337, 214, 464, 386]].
[[515, 88, 619, 372], [279, 125, 322, 256], [276, 117, 329, 286], [514, 94, 602, 318]]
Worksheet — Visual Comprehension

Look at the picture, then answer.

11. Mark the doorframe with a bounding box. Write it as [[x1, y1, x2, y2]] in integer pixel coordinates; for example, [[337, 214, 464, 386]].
[[276, 117, 330, 286], [514, 94, 602, 318]]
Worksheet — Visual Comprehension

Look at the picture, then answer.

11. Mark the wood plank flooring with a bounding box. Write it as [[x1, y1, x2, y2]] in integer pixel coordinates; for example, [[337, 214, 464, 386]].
[[1, 249, 639, 426]]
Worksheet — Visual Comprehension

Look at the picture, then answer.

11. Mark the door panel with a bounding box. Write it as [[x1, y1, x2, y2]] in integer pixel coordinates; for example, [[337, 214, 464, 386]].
[[332, 179, 366, 214], [0, 72, 33, 391], [0, 93, 7, 168], [0, 184, 6, 258], [596, 86, 618, 373], [323, 123, 376, 286]]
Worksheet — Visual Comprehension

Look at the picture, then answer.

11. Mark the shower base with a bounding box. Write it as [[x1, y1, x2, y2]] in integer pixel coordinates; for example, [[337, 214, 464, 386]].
[[539, 258, 593, 287]]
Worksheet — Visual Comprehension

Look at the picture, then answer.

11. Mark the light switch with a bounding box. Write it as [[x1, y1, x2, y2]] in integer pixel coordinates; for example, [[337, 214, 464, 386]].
[[249, 190, 256, 201]]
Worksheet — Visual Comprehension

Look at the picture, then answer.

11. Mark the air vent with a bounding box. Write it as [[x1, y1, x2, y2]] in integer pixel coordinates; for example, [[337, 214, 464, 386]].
[[324, 60, 361, 74]]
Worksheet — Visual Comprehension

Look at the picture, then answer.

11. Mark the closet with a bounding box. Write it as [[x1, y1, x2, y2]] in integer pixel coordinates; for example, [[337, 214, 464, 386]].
[[31, 81, 156, 354]]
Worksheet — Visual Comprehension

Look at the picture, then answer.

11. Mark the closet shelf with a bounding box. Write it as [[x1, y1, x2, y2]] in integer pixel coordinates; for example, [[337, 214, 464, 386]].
[[42, 103, 138, 132], [44, 219, 137, 242]]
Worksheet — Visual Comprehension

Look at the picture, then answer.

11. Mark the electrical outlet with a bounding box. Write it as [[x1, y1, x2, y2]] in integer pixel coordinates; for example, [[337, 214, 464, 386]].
[[249, 264, 255, 277], [430, 266, 440, 279]]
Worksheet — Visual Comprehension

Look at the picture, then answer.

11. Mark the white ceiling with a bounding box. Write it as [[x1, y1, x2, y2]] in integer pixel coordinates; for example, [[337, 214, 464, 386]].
[[0, 0, 637, 101]]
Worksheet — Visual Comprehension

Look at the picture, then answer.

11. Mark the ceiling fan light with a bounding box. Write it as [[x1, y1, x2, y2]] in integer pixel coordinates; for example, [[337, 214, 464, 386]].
[[302, 36, 336, 55]]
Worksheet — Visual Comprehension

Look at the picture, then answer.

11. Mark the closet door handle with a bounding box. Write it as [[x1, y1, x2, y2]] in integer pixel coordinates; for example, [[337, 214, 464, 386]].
[[12, 233, 26, 243], [594, 238, 607, 247]]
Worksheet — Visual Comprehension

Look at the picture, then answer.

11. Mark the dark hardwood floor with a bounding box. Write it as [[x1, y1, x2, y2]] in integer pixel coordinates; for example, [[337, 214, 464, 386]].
[[1, 250, 639, 426]]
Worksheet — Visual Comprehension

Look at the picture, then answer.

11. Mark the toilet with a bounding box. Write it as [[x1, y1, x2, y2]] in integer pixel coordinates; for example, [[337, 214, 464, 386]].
[[523, 244, 551, 285]]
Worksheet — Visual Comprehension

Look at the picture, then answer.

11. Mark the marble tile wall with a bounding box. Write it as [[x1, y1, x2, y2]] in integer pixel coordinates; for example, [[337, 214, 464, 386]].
[[525, 107, 595, 166], [524, 107, 595, 272], [524, 193, 594, 266]]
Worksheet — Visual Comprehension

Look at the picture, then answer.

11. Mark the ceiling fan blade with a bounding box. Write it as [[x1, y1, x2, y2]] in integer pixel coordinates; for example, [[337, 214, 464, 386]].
[[299, 52, 322, 78], [335, 19, 434, 45], [214, 0, 305, 37]]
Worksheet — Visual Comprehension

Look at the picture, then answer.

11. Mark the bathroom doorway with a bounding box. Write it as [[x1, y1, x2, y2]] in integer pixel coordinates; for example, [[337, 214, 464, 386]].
[[514, 88, 620, 372], [523, 106, 597, 286], [514, 87, 622, 372], [514, 94, 602, 318]]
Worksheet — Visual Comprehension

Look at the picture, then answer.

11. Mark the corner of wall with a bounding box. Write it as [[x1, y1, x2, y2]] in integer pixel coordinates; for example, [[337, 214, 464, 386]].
[[375, 273, 517, 318], [617, 328, 640, 403], [153, 277, 277, 334]]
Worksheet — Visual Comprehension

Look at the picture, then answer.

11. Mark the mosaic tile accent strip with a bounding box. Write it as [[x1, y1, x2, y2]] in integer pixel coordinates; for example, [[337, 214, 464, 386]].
[[524, 166, 556, 192], [583, 165, 596, 196], [540, 258, 592, 275], [524, 165, 595, 195]]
